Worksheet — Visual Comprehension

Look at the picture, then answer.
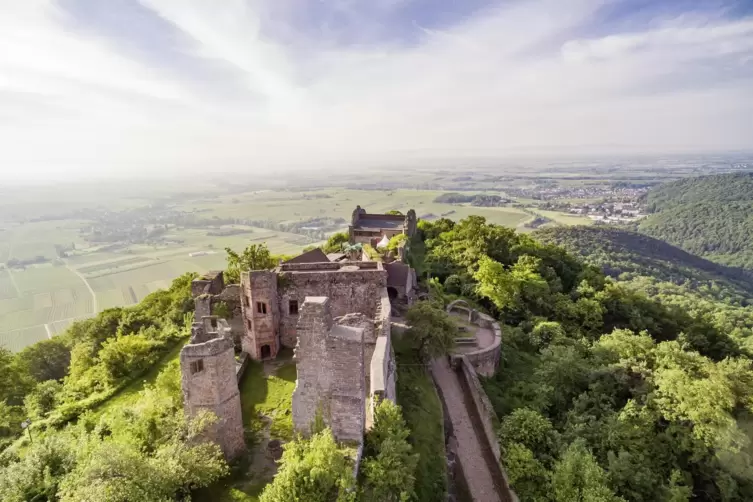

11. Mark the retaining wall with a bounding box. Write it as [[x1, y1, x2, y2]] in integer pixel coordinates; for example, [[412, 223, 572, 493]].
[[447, 302, 502, 378], [454, 356, 518, 502]]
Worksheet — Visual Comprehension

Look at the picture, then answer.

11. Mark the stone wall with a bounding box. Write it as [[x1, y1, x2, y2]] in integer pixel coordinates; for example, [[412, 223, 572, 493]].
[[277, 264, 386, 350], [292, 297, 366, 443], [241, 271, 280, 359], [180, 327, 246, 461], [213, 285, 243, 350], [191, 270, 224, 297], [192, 273, 245, 352], [447, 302, 502, 378], [454, 356, 518, 502]]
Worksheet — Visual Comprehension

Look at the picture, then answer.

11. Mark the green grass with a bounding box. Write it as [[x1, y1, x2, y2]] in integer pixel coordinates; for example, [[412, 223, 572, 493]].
[[535, 209, 593, 226], [196, 358, 297, 502], [92, 338, 188, 417], [394, 337, 448, 502], [240, 358, 297, 441]]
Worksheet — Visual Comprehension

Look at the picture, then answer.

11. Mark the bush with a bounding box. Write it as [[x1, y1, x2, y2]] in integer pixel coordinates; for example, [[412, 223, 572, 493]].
[[361, 400, 418, 502], [24, 380, 62, 421]]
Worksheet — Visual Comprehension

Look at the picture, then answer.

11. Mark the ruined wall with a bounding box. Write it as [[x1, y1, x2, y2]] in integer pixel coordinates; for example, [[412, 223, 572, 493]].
[[292, 297, 366, 443], [277, 264, 386, 349], [241, 271, 280, 359], [180, 328, 245, 461], [455, 356, 518, 501], [191, 271, 225, 297], [213, 284, 243, 350]]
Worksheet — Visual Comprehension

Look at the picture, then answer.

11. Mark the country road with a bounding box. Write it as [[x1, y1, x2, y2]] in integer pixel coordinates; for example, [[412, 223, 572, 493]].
[[66, 264, 98, 315]]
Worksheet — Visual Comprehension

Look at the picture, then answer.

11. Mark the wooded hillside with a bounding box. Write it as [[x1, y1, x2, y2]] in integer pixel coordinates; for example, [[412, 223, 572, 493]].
[[637, 172, 753, 269]]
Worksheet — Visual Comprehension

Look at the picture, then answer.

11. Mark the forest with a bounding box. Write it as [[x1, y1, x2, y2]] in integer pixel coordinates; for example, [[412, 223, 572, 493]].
[[4, 214, 753, 501], [637, 172, 753, 269], [419, 216, 753, 501]]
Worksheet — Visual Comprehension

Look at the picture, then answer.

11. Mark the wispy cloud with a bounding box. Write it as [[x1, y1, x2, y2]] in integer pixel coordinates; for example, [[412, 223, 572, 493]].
[[1, 0, 752, 181]]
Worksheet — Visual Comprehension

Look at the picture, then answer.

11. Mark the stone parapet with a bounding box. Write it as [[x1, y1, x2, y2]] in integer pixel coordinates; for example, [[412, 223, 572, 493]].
[[454, 356, 518, 502], [447, 302, 502, 378]]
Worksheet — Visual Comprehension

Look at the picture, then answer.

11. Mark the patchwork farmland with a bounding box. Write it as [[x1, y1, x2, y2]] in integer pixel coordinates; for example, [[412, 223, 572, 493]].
[[0, 186, 589, 351]]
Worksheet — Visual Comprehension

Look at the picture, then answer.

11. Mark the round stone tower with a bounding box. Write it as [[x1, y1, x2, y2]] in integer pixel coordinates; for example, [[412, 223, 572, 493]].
[[180, 317, 246, 460]]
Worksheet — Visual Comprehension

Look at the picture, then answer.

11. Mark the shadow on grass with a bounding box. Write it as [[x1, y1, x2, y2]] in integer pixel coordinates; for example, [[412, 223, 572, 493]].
[[195, 357, 297, 501], [394, 335, 448, 501]]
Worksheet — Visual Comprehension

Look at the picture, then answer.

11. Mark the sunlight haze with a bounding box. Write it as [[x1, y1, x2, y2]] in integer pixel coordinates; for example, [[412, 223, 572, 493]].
[[1, 0, 752, 181]]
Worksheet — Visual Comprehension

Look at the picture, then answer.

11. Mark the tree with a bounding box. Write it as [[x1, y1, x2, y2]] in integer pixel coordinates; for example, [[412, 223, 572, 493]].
[[323, 232, 350, 253], [24, 380, 62, 420], [224, 243, 278, 283], [404, 301, 456, 361], [387, 233, 408, 252], [361, 400, 418, 502], [475, 255, 550, 314], [551, 440, 624, 502], [260, 429, 355, 502], [14, 338, 71, 383]]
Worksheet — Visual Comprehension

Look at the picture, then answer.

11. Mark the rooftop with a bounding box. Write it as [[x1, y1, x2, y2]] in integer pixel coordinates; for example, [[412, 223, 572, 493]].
[[353, 214, 405, 230], [284, 247, 330, 264]]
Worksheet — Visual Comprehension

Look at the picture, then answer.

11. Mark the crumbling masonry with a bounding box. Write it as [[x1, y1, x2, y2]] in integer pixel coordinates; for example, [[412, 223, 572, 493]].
[[181, 207, 412, 459]]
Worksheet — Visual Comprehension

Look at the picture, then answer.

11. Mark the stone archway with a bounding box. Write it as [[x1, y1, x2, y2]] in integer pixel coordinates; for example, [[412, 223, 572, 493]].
[[261, 344, 271, 359]]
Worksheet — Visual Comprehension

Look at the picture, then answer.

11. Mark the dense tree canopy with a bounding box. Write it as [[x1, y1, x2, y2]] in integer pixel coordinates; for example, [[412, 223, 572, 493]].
[[637, 172, 753, 269], [419, 215, 753, 501]]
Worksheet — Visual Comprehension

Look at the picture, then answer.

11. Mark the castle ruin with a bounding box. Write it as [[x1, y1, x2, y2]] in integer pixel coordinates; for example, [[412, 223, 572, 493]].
[[180, 316, 246, 460], [181, 206, 412, 459]]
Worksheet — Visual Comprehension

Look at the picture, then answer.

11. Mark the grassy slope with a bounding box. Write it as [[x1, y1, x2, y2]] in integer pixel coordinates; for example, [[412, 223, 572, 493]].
[[196, 357, 297, 502], [91, 338, 188, 417], [394, 337, 447, 501]]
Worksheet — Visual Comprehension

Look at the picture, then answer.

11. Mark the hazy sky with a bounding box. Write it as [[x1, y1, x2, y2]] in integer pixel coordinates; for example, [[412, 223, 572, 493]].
[[1, 0, 752, 181]]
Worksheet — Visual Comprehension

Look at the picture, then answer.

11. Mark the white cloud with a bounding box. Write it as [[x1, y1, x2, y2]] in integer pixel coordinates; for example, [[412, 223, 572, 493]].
[[0, 0, 751, 182]]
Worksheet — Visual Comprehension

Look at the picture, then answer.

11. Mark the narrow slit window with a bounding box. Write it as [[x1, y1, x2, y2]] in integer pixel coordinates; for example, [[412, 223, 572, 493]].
[[256, 302, 267, 314], [190, 359, 204, 375], [289, 299, 299, 315]]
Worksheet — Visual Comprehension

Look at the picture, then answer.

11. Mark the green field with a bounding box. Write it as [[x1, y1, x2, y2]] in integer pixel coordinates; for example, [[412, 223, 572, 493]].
[[0, 187, 590, 352]]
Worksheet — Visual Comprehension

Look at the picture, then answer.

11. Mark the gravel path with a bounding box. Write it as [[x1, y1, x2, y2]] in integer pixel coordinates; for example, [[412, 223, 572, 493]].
[[432, 358, 503, 502]]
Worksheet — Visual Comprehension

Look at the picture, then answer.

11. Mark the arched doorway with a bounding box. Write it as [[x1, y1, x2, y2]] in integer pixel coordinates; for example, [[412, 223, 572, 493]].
[[261, 344, 271, 359], [387, 287, 399, 302]]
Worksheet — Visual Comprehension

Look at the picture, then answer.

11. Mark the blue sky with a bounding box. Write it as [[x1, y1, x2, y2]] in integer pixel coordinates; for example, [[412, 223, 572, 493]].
[[0, 0, 752, 181]]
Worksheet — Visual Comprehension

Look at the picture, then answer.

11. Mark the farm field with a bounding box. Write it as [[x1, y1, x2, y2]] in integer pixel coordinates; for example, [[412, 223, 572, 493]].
[[537, 209, 596, 227], [0, 187, 591, 352]]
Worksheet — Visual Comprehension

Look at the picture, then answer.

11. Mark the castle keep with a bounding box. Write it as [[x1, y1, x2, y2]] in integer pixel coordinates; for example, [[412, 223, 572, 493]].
[[181, 207, 412, 458]]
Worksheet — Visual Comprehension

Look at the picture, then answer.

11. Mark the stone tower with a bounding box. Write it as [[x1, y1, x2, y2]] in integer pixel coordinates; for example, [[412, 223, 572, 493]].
[[240, 270, 280, 360], [292, 297, 366, 442], [180, 316, 246, 461]]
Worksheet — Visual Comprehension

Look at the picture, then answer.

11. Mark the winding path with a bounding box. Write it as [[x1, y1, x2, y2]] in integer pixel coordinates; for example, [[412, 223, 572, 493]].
[[432, 357, 506, 502], [66, 264, 98, 314]]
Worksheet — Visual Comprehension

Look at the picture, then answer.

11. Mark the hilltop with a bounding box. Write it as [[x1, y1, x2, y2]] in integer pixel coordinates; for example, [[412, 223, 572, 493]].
[[535, 226, 753, 303], [636, 172, 753, 269]]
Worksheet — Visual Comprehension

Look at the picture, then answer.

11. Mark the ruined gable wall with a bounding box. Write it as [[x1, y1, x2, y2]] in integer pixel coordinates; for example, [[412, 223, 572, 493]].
[[292, 298, 333, 434], [278, 268, 386, 348], [292, 297, 366, 443], [326, 324, 365, 442]]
